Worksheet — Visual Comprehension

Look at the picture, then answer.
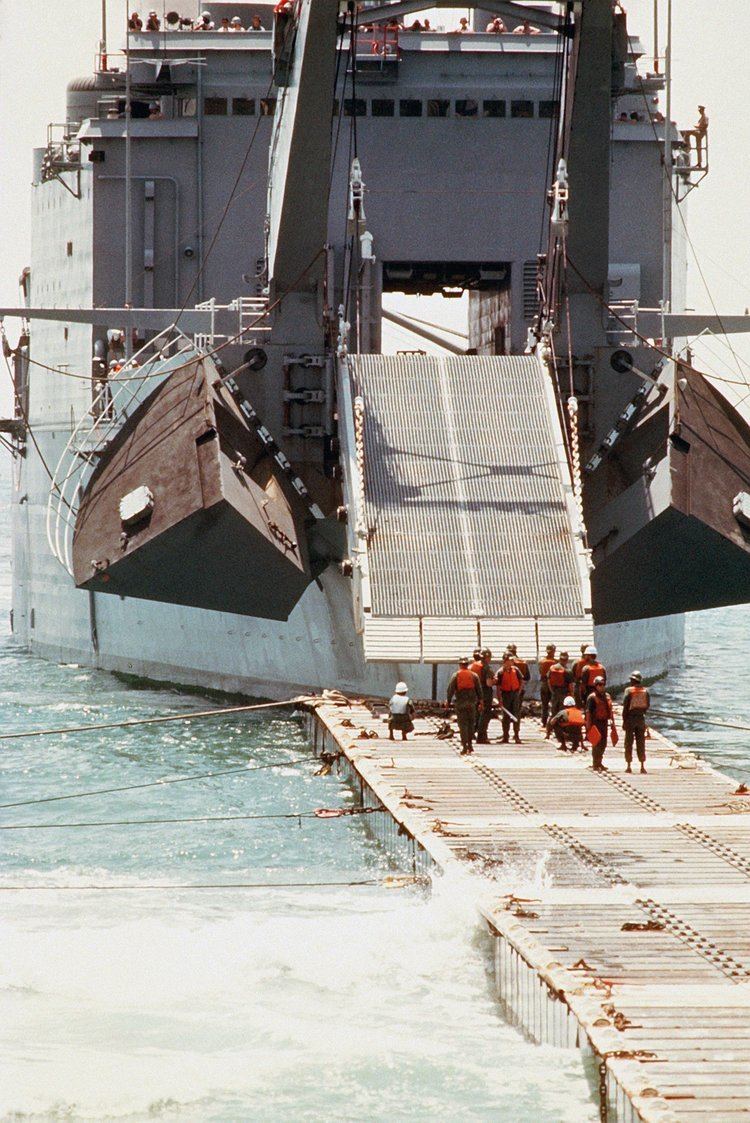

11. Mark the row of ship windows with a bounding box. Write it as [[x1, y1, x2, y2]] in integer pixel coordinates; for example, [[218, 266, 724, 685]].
[[191, 96, 557, 119]]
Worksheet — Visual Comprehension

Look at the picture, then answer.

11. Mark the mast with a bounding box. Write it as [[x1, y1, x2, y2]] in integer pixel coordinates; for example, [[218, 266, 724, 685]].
[[661, 0, 673, 331], [124, 0, 133, 355]]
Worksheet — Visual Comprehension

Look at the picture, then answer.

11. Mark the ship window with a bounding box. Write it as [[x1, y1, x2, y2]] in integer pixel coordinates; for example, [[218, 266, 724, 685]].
[[205, 97, 228, 116], [539, 100, 557, 119], [344, 98, 367, 117], [180, 97, 197, 117], [455, 99, 478, 118], [371, 99, 395, 117], [233, 97, 255, 116], [66, 241, 73, 257], [260, 98, 276, 116], [64, 326, 69, 341], [399, 99, 422, 117], [483, 100, 505, 118], [427, 99, 450, 118], [511, 99, 534, 118]]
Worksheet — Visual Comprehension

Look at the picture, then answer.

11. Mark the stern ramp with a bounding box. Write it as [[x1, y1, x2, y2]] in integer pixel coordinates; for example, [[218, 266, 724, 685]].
[[342, 354, 592, 662]]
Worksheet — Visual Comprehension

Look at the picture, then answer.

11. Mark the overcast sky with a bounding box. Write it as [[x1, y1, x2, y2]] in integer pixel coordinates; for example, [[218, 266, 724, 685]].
[[0, 1, 748, 409]]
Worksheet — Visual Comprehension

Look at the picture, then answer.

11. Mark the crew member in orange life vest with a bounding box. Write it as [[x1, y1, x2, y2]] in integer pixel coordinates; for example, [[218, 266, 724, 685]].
[[475, 648, 496, 744], [548, 651, 574, 717], [580, 646, 607, 700], [496, 652, 524, 744], [546, 694, 585, 752], [507, 644, 530, 705], [622, 670, 650, 773], [538, 643, 557, 726], [446, 656, 482, 754], [572, 643, 588, 705], [585, 676, 615, 771]]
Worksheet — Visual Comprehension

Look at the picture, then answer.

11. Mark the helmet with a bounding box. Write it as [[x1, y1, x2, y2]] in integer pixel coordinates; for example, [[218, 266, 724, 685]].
[[459, 656, 470, 666], [395, 681, 408, 694], [564, 695, 576, 707], [585, 645, 597, 656], [546, 643, 556, 653], [480, 648, 492, 658], [508, 643, 517, 654], [593, 675, 605, 686], [560, 650, 569, 658], [472, 648, 482, 659], [630, 670, 643, 683]]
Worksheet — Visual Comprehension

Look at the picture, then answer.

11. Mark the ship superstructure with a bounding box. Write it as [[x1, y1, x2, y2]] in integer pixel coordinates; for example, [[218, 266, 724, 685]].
[[5, 0, 744, 696]]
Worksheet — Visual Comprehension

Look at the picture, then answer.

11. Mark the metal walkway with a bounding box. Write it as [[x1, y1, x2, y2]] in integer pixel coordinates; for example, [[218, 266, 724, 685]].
[[343, 354, 592, 661], [309, 702, 750, 1122]]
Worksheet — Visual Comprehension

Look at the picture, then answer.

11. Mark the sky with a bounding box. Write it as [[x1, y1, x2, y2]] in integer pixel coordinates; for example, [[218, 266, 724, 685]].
[[0, 1, 749, 409]]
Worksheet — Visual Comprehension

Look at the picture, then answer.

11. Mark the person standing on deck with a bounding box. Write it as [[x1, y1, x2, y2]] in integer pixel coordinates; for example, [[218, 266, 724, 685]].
[[475, 648, 496, 744], [508, 644, 530, 709], [572, 643, 588, 705], [622, 671, 650, 773], [585, 676, 615, 771], [538, 643, 556, 726], [496, 652, 524, 744], [546, 695, 585, 752], [580, 646, 607, 701], [388, 682, 415, 741], [446, 657, 482, 755], [548, 652, 574, 718]]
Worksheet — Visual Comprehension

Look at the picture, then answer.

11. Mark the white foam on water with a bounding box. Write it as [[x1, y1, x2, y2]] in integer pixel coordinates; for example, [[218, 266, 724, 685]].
[[0, 870, 598, 1122]]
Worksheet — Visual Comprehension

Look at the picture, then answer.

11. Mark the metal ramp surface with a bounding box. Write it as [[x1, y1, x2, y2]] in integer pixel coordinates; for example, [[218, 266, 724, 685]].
[[341, 354, 592, 661]]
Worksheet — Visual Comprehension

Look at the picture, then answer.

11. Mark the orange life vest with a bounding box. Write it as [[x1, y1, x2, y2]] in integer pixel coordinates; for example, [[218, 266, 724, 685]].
[[469, 661, 484, 678], [628, 685, 649, 711], [591, 693, 613, 721], [513, 658, 529, 680], [582, 661, 606, 689], [548, 662, 567, 688], [456, 669, 477, 691], [498, 667, 522, 693], [573, 657, 586, 682], [563, 706, 585, 727], [539, 657, 555, 680]]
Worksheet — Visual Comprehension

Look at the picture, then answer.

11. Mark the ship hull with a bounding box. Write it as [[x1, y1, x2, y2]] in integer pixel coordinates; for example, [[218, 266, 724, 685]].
[[12, 433, 684, 698]]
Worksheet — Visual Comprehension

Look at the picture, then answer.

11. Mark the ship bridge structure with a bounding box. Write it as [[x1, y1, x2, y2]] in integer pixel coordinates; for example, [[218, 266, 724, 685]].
[[339, 351, 593, 662]]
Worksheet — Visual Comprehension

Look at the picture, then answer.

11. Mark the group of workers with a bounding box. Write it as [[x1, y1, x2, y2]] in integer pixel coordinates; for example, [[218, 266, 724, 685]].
[[388, 642, 652, 773], [129, 10, 265, 32]]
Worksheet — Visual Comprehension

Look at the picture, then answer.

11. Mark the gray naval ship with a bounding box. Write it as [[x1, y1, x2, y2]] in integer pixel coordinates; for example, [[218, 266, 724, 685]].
[[4, 0, 750, 698]]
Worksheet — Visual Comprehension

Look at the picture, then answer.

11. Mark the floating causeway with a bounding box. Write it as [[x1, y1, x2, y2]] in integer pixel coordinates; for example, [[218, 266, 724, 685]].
[[307, 699, 750, 1122]]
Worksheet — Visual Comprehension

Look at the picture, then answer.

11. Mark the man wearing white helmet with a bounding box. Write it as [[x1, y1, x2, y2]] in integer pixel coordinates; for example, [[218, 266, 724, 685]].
[[546, 694, 585, 752], [387, 681, 415, 741], [580, 645, 607, 700], [193, 11, 215, 29]]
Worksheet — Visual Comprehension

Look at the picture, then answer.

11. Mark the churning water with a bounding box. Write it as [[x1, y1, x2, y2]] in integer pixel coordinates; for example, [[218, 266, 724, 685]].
[[1, 472, 748, 1121]]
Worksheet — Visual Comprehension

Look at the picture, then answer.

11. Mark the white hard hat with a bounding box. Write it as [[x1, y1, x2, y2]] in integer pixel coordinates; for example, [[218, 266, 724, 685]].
[[395, 681, 408, 694], [564, 695, 576, 707], [584, 645, 597, 655]]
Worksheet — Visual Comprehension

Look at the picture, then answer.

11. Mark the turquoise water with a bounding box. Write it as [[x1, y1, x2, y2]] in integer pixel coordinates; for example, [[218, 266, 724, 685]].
[[0, 482, 597, 1121], [1, 472, 749, 1122]]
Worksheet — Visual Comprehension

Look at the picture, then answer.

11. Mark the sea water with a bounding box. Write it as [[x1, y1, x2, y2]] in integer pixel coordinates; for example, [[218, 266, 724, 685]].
[[1, 483, 749, 1122]]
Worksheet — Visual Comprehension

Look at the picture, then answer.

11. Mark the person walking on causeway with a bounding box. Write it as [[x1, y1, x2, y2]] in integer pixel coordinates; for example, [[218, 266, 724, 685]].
[[622, 670, 650, 773], [538, 643, 556, 726], [497, 651, 524, 744], [446, 657, 482, 755], [388, 681, 415, 741], [585, 676, 616, 771], [546, 694, 586, 752], [579, 645, 607, 700], [474, 648, 496, 744]]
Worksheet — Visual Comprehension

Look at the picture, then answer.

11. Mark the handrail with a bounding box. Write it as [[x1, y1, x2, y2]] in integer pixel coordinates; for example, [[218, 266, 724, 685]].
[[46, 325, 196, 575]]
